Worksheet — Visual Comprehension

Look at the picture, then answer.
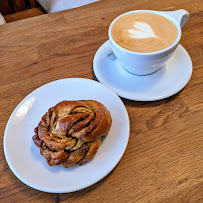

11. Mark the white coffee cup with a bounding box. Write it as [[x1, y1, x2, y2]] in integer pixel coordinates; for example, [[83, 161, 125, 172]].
[[108, 9, 189, 75]]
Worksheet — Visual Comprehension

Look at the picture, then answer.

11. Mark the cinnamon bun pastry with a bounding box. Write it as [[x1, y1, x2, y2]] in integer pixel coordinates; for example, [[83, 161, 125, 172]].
[[32, 100, 112, 168]]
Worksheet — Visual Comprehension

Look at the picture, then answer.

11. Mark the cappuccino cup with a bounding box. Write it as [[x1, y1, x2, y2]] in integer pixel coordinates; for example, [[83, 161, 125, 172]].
[[108, 9, 189, 75]]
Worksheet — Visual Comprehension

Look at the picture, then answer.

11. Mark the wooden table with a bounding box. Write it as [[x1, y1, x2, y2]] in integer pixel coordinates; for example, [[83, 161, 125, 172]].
[[0, 0, 202, 202]]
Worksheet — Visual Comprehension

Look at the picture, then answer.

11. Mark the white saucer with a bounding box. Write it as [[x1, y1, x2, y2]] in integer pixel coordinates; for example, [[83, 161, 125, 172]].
[[4, 78, 129, 193], [93, 40, 193, 101]]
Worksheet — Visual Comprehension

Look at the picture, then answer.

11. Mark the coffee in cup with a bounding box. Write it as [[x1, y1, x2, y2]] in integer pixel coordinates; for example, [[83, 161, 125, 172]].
[[111, 12, 178, 53]]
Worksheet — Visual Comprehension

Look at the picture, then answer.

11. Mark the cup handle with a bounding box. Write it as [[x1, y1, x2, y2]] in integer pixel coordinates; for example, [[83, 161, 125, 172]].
[[160, 9, 189, 28]]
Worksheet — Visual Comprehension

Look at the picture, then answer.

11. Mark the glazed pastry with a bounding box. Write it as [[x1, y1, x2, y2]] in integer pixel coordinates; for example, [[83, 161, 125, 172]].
[[32, 100, 112, 167]]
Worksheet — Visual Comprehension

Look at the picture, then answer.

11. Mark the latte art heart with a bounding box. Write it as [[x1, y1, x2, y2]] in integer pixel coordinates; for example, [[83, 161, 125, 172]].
[[128, 22, 159, 39]]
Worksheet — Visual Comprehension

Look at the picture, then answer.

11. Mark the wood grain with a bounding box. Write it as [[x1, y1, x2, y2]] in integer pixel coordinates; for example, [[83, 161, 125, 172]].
[[0, 0, 202, 202]]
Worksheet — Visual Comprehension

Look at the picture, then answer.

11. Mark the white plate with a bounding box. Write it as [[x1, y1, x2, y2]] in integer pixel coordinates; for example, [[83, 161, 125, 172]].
[[93, 40, 193, 101], [4, 78, 129, 193]]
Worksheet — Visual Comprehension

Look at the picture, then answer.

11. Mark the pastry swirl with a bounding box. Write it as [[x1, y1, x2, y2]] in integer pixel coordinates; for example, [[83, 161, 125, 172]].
[[32, 100, 112, 167]]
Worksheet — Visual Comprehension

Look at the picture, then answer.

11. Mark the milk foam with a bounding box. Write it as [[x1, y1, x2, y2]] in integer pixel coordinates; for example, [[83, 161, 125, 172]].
[[128, 22, 159, 39], [111, 12, 178, 52]]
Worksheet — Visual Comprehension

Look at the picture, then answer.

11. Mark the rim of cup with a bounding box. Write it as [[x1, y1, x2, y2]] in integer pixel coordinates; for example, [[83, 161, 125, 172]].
[[108, 10, 182, 55]]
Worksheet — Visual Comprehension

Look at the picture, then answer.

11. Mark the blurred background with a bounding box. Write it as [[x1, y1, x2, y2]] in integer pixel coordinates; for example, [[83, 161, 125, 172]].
[[0, 0, 45, 23], [0, 0, 99, 23]]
